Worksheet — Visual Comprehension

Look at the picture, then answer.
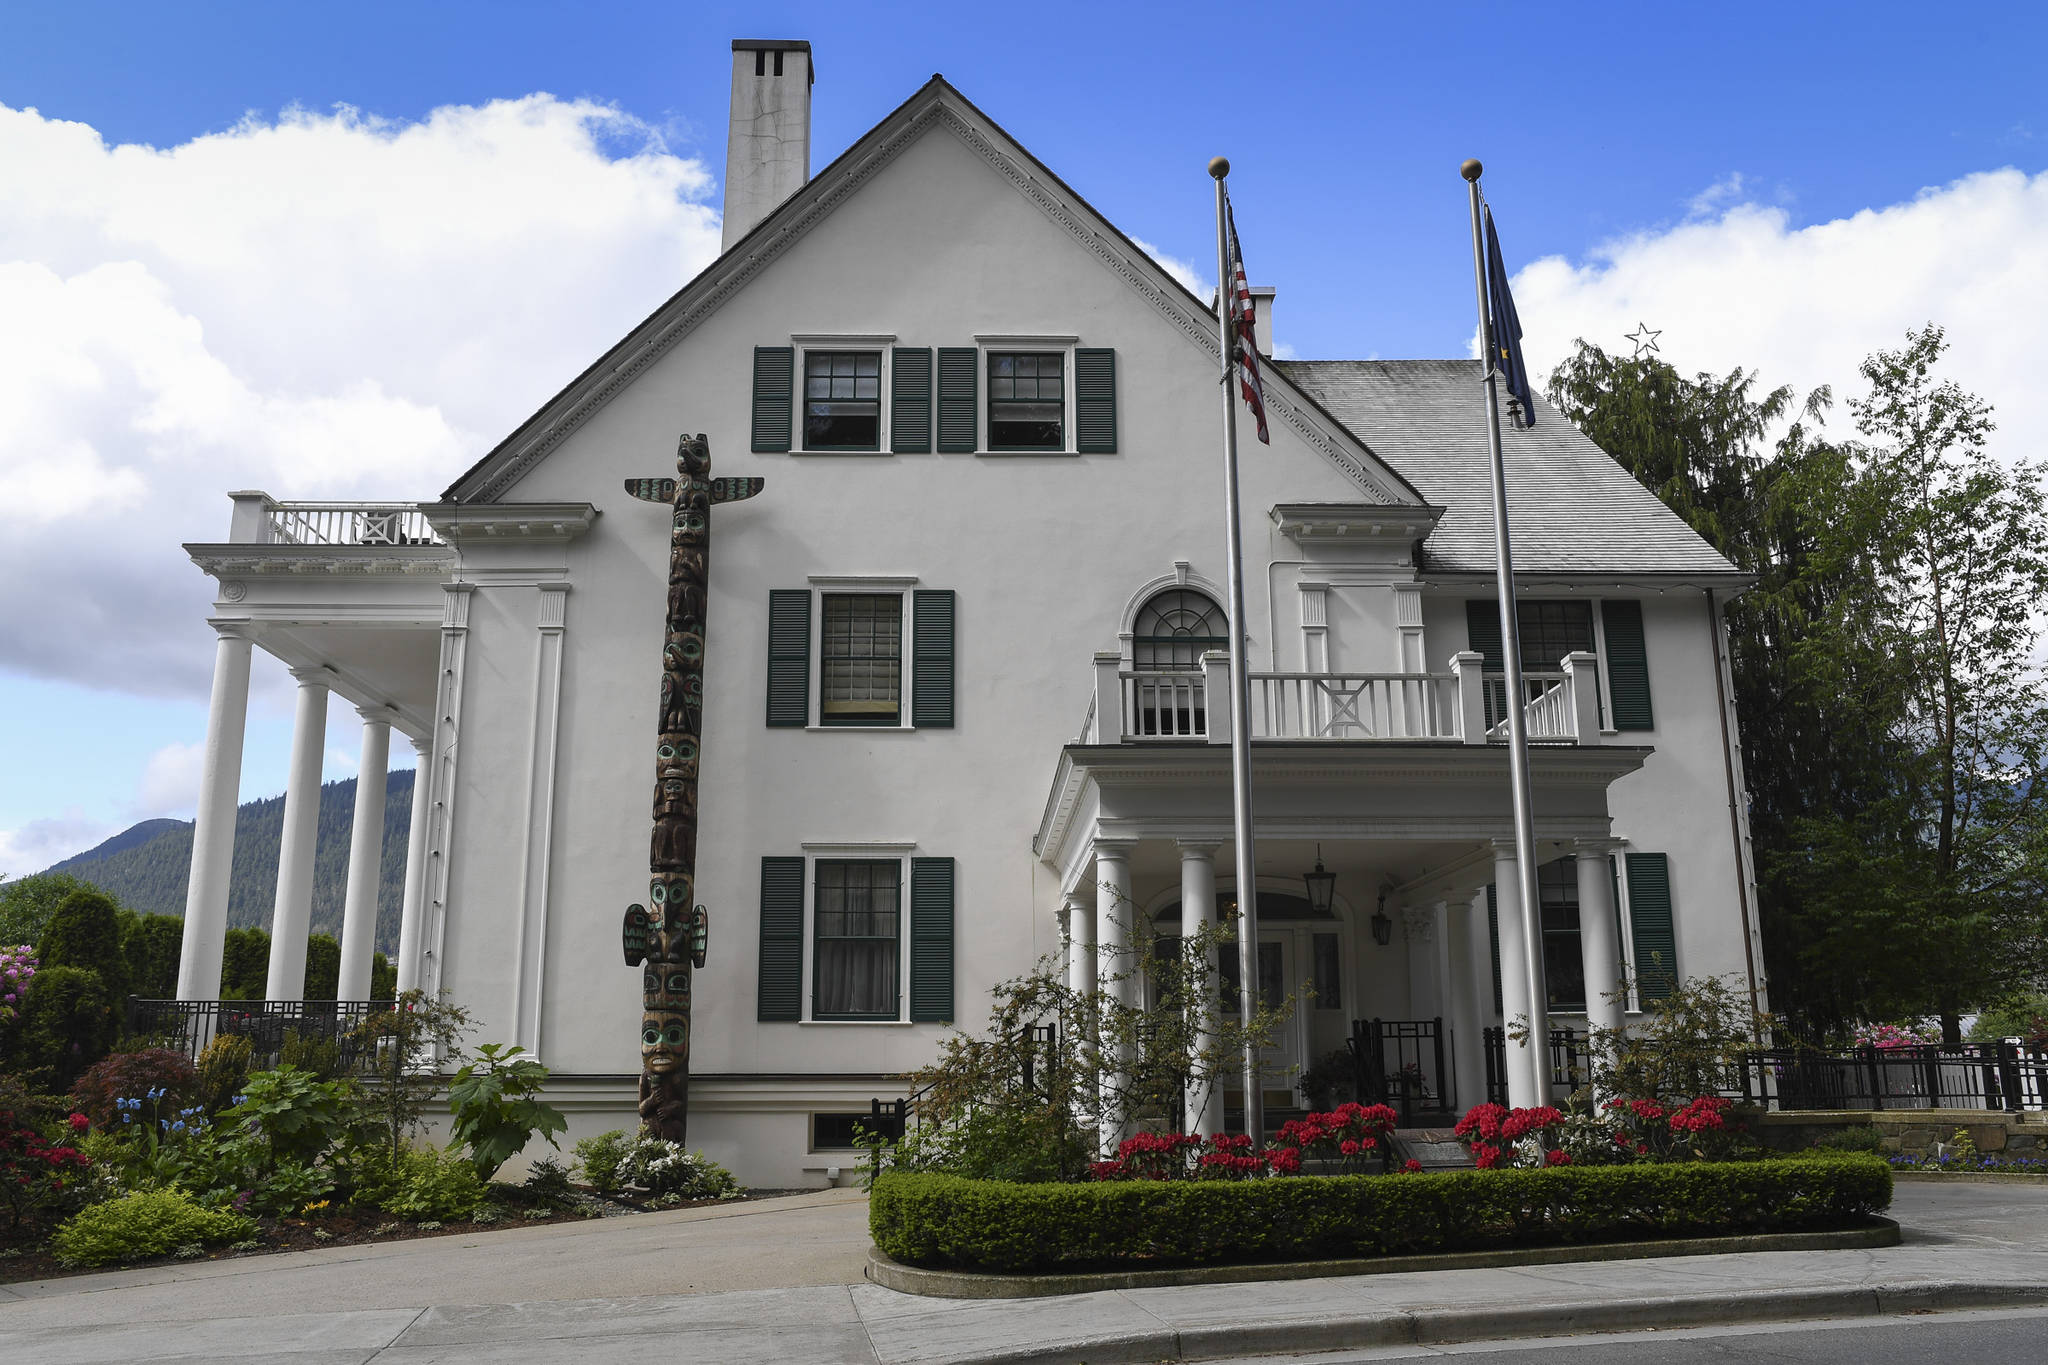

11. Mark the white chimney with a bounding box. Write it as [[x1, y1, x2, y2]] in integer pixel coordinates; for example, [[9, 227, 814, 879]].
[[1248, 286, 1277, 357], [722, 40, 814, 252]]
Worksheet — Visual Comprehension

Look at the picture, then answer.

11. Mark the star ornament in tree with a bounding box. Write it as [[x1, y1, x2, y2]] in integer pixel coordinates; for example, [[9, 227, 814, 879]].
[[1625, 323, 1662, 358]]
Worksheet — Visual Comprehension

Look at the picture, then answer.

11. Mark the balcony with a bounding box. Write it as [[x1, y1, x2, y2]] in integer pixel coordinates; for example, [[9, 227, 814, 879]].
[[1083, 649, 1604, 745], [226, 495, 446, 547]]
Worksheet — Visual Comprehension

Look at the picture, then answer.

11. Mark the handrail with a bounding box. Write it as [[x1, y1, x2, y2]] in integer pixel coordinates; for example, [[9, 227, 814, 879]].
[[266, 502, 444, 547]]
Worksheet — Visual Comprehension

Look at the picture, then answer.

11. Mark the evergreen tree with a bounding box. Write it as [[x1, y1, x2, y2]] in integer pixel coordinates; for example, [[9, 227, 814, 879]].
[[37, 887, 129, 1004]]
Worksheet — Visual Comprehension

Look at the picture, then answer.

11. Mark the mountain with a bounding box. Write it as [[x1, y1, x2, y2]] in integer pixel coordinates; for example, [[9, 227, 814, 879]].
[[43, 771, 415, 957]]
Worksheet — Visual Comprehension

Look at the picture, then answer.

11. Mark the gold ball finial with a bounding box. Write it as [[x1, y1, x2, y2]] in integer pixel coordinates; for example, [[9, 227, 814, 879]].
[[1208, 156, 1230, 179], [1460, 158, 1483, 182]]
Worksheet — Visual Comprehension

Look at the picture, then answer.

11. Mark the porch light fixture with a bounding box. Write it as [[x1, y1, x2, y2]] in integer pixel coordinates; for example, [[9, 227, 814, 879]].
[[1371, 887, 1394, 947], [1303, 845, 1336, 918]]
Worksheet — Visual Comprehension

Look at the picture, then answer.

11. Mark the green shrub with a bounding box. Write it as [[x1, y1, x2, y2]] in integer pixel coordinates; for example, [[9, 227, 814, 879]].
[[869, 1155, 1893, 1273], [36, 888, 128, 1005], [348, 1145, 485, 1222], [15, 965, 118, 1089], [626, 1138, 741, 1202], [218, 927, 271, 1001], [277, 1029, 346, 1081], [50, 1188, 255, 1267], [302, 934, 342, 1001], [0, 872, 94, 949], [522, 1155, 575, 1206], [447, 1043, 566, 1179], [230, 1066, 362, 1169], [370, 952, 397, 1002], [574, 1129, 633, 1195], [68, 1047, 199, 1131], [194, 1034, 255, 1115], [1813, 1124, 1885, 1154], [120, 913, 184, 1001]]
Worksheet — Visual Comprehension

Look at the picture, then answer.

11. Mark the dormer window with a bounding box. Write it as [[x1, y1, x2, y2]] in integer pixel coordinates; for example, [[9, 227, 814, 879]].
[[804, 351, 882, 449], [988, 352, 1064, 450]]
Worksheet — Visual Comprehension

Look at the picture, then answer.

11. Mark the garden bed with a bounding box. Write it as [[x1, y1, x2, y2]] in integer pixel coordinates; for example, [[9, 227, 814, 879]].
[[0, 1184, 777, 1285], [868, 1156, 1893, 1275]]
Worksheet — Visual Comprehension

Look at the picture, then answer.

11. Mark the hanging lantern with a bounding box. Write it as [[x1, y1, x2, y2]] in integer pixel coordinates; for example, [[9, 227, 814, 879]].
[[1371, 887, 1394, 947], [1302, 844, 1336, 918]]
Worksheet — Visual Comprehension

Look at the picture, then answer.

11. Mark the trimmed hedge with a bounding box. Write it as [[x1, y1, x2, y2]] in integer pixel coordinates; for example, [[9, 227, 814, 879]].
[[869, 1156, 1892, 1273]]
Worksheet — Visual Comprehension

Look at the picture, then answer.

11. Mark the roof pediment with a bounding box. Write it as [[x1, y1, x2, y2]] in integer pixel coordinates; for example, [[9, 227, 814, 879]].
[[443, 77, 1423, 507]]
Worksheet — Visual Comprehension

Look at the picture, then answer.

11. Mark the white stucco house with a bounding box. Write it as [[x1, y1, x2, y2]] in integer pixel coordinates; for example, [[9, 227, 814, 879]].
[[173, 40, 1766, 1185]]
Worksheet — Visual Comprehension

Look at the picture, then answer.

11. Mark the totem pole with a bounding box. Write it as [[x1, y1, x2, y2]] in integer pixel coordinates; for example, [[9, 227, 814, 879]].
[[622, 432, 762, 1142]]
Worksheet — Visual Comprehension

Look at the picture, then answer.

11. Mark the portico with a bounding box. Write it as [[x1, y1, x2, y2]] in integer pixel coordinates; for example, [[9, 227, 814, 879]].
[[1036, 724, 1650, 1123]]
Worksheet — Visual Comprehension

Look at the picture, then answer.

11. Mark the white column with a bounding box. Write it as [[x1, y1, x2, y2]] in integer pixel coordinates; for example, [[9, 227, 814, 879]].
[[513, 583, 570, 1055], [1063, 888, 1097, 1142], [1492, 839, 1541, 1108], [1094, 840, 1137, 1156], [395, 735, 433, 994], [177, 625, 255, 1001], [1445, 895, 1489, 1114], [1575, 840, 1626, 1046], [1178, 841, 1222, 1136], [263, 669, 330, 1001], [337, 708, 392, 1000]]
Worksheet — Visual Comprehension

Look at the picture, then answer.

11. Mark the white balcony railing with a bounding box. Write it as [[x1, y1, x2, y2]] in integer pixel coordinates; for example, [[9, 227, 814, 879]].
[[265, 502, 444, 547], [1090, 649, 1604, 746]]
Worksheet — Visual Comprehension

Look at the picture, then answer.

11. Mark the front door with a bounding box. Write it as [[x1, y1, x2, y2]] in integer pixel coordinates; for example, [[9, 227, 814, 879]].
[[1221, 932, 1307, 1110]]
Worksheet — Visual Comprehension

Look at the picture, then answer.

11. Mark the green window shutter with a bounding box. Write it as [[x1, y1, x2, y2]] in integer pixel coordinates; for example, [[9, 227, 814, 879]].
[[911, 590, 955, 729], [758, 856, 805, 1021], [1487, 882, 1502, 1016], [891, 347, 932, 453], [1626, 852, 1677, 1004], [909, 856, 955, 1023], [766, 590, 810, 727], [751, 346, 793, 453], [936, 347, 978, 453], [1602, 599, 1655, 731], [1075, 347, 1117, 453]]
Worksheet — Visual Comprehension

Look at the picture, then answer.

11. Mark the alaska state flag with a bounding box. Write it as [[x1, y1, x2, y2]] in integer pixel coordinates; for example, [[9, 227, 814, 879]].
[[1482, 206, 1536, 429]]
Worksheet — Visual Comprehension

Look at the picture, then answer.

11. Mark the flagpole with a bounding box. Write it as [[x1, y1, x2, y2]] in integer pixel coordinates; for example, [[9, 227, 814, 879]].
[[1209, 156, 1263, 1148], [1461, 158, 1551, 1108]]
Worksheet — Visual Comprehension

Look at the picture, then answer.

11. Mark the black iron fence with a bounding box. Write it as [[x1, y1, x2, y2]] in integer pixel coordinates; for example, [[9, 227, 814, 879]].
[[1482, 1025, 1588, 1107], [127, 997, 397, 1073], [1739, 1042, 2048, 1113], [1349, 1017, 1450, 1123], [865, 1022, 1058, 1141]]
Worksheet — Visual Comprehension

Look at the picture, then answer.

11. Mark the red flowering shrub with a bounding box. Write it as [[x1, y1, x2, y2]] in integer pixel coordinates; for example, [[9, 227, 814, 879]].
[[1454, 1103, 1567, 1169], [1668, 1095, 1747, 1159], [1403, 1158, 1423, 1173], [1086, 1130, 1319, 1181], [1277, 1102, 1399, 1173], [1106, 1130, 1202, 1181], [1, 1104, 94, 1234]]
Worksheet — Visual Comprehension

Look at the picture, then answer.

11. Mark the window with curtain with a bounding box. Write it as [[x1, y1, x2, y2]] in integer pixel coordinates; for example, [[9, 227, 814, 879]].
[[820, 593, 901, 725], [813, 860, 900, 1019]]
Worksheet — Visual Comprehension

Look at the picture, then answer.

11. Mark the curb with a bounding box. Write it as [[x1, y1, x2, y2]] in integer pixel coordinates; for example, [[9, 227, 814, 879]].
[[1893, 1171, 2048, 1183], [866, 1218, 1902, 1299]]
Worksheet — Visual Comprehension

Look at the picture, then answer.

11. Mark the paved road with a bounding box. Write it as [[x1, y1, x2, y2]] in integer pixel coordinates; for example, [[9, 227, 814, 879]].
[[2, 1177, 2044, 1363]]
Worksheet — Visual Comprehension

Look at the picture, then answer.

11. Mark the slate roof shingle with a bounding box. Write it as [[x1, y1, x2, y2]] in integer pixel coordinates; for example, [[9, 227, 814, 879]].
[[1275, 359, 1742, 578]]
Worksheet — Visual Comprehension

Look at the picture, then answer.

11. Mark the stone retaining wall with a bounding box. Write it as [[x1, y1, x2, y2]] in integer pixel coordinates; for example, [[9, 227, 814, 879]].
[[1758, 1109, 2048, 1156]]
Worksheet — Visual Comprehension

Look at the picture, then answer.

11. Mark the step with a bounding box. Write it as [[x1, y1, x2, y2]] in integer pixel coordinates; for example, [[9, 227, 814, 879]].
[[1394, 1127, 1475, 1169]]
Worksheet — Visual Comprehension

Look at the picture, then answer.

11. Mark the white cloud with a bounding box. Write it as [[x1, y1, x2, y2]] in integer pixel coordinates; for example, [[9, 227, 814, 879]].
[[133, 741, 206, 819], [325, 746, 360, 776], [1130, 236, 1211, 301], [0, 97, 722, 696], [1511, 168, 2048, 465], [0, 811, 119, 876]]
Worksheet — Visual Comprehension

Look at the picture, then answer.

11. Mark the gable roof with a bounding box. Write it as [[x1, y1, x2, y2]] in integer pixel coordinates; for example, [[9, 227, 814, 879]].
[[1276, 360, 1743, 579], [441, 76, 1425, 507]]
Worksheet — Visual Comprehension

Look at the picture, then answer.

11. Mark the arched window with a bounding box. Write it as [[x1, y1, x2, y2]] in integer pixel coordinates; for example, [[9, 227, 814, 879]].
[[1132, 589, 1228, 671]]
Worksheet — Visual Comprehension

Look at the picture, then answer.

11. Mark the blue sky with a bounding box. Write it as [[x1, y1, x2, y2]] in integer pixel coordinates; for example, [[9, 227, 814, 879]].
[[2, 1, 2043, 872]]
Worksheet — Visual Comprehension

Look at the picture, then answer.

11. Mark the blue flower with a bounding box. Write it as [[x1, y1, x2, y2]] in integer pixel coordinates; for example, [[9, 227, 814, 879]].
[[231, 1095, 247, 1106], [171, 1121, 187, 1133], [147, 1087, 165, 1102]]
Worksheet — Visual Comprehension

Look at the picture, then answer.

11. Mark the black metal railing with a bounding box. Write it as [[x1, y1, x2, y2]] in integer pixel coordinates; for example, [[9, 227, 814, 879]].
[[127, 997, 397, 1073], [1482, 1025, 1587, 1106], [1739, 1041, 2048, 1113], [1349, 1017, 1450, 1123], [865, 1022, 1059, 1141]]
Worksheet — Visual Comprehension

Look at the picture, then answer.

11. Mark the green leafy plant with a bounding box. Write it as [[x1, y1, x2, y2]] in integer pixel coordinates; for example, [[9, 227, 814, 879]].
[[870, 1155, 1893, 1273], [1812, 1124, 1885, 1154], [624, 1137, 741, 1201], [36, 887, 129, 1004], [346, 1144, 485, 1222], [522, 1155, 575, 1207], [194, 1034, 255, 1116], [50, 1187, 255, 1267], [447, 1043, 566, 1180], [229, 1065, 362, 1171], [573, 1129, 633, 1195], [14, 964, 118, 1090], [1587, 974, 1764, 1102]]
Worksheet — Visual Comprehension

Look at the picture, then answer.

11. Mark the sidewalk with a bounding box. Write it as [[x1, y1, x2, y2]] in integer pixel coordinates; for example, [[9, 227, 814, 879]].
[[3, 1182, 2045, 1363]]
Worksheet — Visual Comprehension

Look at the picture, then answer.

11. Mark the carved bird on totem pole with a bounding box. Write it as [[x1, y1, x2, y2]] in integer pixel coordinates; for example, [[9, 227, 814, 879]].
[[622, 432, 762, 1142]]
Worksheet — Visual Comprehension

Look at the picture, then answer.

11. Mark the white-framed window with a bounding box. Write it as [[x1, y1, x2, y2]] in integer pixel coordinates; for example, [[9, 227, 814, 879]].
[[792, 334, 896, 454], [796, 843, 918, 1025], [973, 334, 1079, 455], [805, 575, 914, 729]]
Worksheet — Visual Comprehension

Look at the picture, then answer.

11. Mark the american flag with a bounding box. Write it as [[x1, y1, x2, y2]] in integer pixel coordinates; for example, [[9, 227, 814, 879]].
[[1225, 200, 1270, 444]]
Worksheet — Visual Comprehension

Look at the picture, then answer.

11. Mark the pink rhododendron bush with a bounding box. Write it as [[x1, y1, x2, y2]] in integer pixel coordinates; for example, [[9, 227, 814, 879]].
[[1454, 1094, 1755, 1170]]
